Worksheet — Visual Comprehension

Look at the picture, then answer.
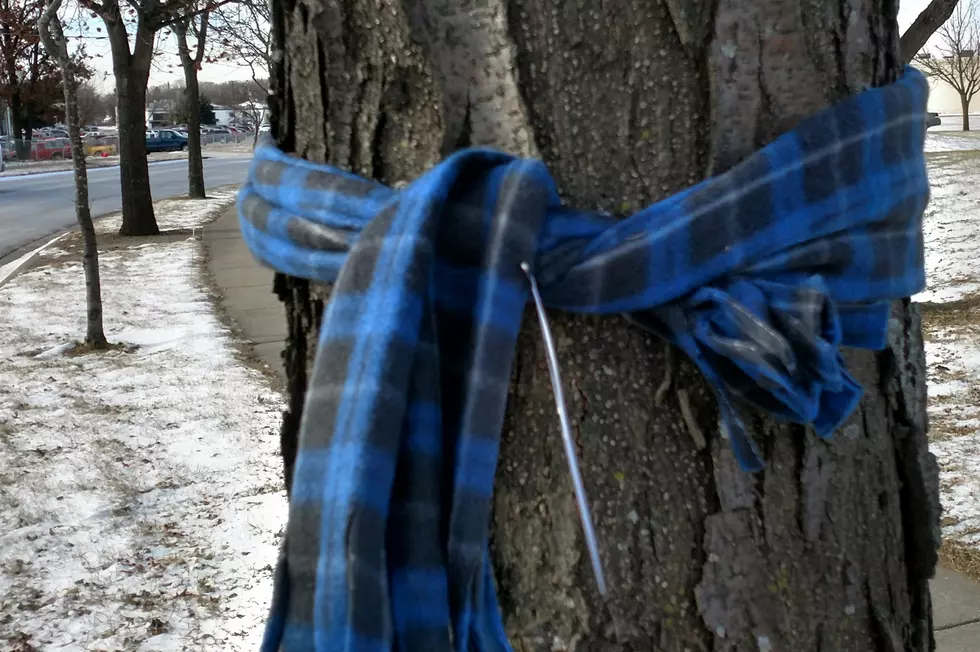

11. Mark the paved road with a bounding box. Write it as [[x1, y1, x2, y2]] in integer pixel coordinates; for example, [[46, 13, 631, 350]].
[[932, 114, 980, 132], [0, 156, 251, 260]]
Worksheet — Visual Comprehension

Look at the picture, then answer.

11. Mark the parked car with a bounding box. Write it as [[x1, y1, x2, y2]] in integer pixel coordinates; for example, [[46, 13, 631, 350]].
[[927, 112, 941, 128], [88, 141, 117, 157], [202, 127, 233, 144], [32, 138, 72, 161], [145, 129, 188, 153], [34, 128, 68, 140]]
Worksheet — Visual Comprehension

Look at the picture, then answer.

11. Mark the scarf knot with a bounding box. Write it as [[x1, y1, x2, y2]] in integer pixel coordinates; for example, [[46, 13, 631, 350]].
[[239, 66, 929, 652]]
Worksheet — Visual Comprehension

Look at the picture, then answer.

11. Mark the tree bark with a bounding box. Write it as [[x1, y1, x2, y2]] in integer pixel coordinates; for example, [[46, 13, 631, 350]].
[[174, 16, 207, 199], [270, 0, 942, 649], [901, 0, 960, 63], [8, 91, 29, 159], [38, 0, 107, 348], [962, 93, 971, 131], [104, 14, 159, 236]]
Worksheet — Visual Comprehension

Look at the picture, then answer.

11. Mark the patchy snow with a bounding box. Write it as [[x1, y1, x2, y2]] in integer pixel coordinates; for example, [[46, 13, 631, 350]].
[[0, 198, 286, 650], [915, 150, 980, 304], [918, 148, 980, 553], [925, 132, 980, 153], [93, 187, 240, 236], [925, 329, 980, 546]]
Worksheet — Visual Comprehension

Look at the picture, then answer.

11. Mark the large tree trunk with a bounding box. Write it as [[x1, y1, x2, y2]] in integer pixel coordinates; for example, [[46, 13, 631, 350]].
[[269, 0, 942, 649], [38, 0, 107, 349], [107, 19, 159, 236]]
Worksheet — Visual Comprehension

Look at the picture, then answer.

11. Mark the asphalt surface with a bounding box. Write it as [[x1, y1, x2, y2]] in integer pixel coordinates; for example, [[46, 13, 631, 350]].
[[0, 156, 251, 260]]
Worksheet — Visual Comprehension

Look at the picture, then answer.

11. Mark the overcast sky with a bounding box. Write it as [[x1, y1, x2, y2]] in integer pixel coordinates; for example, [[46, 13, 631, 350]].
[[80, 0, 934, 93]]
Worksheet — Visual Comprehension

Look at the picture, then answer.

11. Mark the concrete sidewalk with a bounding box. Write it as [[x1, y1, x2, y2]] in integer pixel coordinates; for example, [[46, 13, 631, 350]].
[[203, 205, 980, 649], [203, 206, 286, 379]]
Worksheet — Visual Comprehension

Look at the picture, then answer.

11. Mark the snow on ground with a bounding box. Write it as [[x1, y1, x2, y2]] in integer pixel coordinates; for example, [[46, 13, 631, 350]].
[[94, 187, 240, 235], [924, 131, 980, 153], [916, 150, 980, 304], [919, 148, 980, 553], [925, 326, 980, 547], [0, 196, 286, 651]]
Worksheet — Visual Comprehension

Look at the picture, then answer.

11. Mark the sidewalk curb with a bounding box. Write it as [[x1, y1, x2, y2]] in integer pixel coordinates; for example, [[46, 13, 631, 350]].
[[0, 155, 221, 181], [0, 232, 70, 289]]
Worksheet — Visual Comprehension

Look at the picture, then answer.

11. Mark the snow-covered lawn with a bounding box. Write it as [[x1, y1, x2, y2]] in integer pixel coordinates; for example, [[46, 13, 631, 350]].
[[925, 131, 980, 153], [918, 149, 980, 568], [0, 190, 285, 651]]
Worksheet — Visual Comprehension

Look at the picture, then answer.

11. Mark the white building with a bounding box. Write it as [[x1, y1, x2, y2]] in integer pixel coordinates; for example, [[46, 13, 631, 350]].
[[212, 106, 236, 126]]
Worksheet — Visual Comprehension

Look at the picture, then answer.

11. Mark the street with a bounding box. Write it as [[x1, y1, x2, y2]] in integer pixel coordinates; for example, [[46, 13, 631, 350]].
[[0, 156, 251, 260], [932, 113, 980, 132]]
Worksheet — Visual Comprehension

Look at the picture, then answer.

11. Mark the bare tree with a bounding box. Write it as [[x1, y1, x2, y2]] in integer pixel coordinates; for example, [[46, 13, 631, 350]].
[[38, 0, 106, 348], [210, 0, 270, 94], [79, 0, 206, 235], [1, 0, 64, 158], [173, 3, 212, 199], [75, 80, 100, 125], [903, 0, 961, 62], [916, 0, 980, 130], [233, 95, 264, 147]]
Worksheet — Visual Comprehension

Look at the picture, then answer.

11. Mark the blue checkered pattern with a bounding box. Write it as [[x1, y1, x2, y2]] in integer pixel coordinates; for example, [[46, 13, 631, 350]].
[[238, 66, 929, 651]]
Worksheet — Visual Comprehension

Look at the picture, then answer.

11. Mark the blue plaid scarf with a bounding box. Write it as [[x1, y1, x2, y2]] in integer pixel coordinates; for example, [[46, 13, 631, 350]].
[[238, 66, 929, 651]]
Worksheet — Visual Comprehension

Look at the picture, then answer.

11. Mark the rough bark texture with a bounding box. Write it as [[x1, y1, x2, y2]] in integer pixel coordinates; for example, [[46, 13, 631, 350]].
[[174, 14, 208, 200], [269, 0, 942, 649], [901, 0, 960, 63], [962, 94, 972, 130], [103, 11, 159, 236], [38, 0, 107, 348]]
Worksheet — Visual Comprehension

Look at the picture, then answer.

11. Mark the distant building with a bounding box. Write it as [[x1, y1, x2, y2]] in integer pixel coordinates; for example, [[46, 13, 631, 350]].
[[212, 105, 235, 126], [232, 100, 267, 127], [145, 103, 172, 128]]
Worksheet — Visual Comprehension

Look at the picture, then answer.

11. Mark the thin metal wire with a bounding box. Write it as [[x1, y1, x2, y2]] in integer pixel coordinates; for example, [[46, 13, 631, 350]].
[[520, 261, 608, 595]]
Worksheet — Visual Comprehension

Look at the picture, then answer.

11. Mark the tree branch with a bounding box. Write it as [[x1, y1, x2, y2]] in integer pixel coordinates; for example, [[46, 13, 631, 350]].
[[902, 0, 960, 62], [194, 10, 209, 65]]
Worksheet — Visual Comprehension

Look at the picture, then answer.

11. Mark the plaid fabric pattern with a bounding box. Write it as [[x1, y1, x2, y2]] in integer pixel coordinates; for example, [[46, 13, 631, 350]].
[[238, 66, 929, 651]]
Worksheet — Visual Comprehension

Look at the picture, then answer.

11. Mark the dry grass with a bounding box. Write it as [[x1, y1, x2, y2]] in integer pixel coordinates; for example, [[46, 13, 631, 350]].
[[939, 538, 980, 583]]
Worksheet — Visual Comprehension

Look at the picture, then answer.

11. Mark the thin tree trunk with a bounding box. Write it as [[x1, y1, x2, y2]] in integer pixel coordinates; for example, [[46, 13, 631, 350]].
[[182, 70, 205, 198], [174, 18, 207, 199], [106, 19, 159, 236], [9, 93, 28, 159], [38, 0, 107, 348], [962, 94, 971, 131], [270, 0, 941, 649]]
